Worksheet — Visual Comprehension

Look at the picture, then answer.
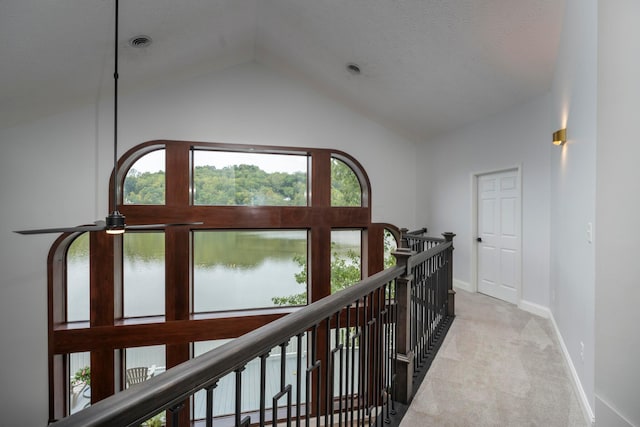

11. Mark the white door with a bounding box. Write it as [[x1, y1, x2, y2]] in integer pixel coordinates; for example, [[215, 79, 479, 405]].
[[477, 169, 521, 304]]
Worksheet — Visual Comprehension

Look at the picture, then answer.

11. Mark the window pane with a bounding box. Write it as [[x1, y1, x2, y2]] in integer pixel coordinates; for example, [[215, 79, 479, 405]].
[[193, 230, 307, 312], [124, 232, 165, 317], [124, 345, 166, 388], [330, 230, 361, 294], [384, 229, 398, 268], [192, 150, 308, 206], [123, 149, 165, 205], [331, 158, 362, 206], [67, 233, 89, 322], [69, 352, 91, 414]]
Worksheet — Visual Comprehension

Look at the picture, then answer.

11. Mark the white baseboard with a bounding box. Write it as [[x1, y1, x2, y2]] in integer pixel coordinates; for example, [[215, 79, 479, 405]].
[[453, 279, 473, 292], [595, 396, 634, 427], [548, 313, 596, 426], [518, 299, 550, 319]]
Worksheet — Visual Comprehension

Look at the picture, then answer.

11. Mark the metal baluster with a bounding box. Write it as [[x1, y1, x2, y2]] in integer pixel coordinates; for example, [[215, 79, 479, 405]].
[[205, 381, 218, 427], [280, 341, 290, 427], [374, 289, 382, 426], [384, 281, 394, 423], [331, 312, 343, 427], [344, 305, 352, 426], [305, 325, 321, 427], [350, 299, 361, 427], [235, 367, 250, 427], [272, 385, 292, 427], [372, 289, 381, 426], [168, 403, 184, 427], [296, 333, 303, 427], [324, 317, 331, 427], [390, 278, 397, 417], [361, 293, 369, 424], [411, 266, 417, 371], [260, 353, 269, 427]]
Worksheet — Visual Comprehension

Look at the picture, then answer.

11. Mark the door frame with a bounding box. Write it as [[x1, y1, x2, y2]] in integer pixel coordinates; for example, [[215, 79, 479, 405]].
[[470, 165, 523, 303]]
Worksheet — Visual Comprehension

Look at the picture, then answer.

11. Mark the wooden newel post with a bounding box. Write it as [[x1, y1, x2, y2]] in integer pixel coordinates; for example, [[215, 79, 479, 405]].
[[442, 232, 456, 317], [399, 228, 409, 249], [392, 247, 414, 404]]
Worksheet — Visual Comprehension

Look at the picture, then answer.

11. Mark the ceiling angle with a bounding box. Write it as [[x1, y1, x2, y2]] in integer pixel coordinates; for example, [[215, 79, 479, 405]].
[[15, 0, 201, 235]]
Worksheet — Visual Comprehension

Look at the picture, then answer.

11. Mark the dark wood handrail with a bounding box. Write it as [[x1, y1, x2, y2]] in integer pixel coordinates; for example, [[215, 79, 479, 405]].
[[53, 266, 404, 427], [407, 241, 452, 270]]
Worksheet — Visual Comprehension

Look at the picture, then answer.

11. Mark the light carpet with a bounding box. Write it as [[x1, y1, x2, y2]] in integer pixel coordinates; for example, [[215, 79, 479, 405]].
[[400, 290, 587, 427]]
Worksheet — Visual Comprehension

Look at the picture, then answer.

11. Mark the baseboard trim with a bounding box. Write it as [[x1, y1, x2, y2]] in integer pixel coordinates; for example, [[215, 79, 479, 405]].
[[595, 396, 635, 427], [549, 313, 596, 426], [518, 299, 550, 318], [453, 279, 473, 292]]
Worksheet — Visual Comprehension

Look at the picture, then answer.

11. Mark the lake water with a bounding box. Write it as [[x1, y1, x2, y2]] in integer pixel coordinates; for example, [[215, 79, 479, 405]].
[[67, 230, 360, 320]]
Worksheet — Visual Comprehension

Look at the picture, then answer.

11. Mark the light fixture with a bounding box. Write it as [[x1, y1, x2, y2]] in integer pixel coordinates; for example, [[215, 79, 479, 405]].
[[105, 211, 125, 234], [552, 128, 567, 146], [106, 0, 126, 234]]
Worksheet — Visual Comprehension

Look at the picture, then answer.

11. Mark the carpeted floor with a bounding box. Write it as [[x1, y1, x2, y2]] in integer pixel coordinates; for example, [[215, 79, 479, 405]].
[[400, 290, 588, 427]]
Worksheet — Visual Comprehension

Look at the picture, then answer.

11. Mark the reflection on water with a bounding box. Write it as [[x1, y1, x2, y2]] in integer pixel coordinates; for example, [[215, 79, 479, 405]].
[[67, 231, 360, 318], [193, 231, 307, 312], [193, 230, 307, 269]]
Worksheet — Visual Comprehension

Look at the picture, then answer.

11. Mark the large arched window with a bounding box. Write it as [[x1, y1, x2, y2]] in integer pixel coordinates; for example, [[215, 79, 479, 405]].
[[47, 140, 394, 422]]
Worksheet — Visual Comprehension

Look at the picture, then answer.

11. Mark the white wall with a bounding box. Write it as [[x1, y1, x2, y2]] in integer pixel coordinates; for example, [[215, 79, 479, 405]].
[[0, 106, 101, 425], [595, 0, 640, 425], [0, 61, 417, 426], [417, 94, 551, 308], [549, 0, 597, 420]]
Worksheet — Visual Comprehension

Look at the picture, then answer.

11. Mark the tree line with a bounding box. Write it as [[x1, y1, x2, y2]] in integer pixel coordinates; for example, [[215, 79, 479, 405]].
[[123, 159, 361, 206]]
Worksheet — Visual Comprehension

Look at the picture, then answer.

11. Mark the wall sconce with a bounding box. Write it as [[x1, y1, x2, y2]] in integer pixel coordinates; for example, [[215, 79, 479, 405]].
[[552, 128, 567, 145]]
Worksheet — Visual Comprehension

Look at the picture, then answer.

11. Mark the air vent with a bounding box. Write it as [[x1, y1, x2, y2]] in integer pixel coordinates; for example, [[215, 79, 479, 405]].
[[128, 35, 152, 48], [346, 63, 361, 75]]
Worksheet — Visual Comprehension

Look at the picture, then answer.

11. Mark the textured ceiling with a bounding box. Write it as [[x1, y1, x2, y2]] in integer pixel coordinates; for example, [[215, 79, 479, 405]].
[[0, 0, 565, 142]]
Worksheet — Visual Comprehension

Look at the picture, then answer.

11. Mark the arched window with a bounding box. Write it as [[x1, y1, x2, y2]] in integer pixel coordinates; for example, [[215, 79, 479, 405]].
[[47, 140, 393, 422]]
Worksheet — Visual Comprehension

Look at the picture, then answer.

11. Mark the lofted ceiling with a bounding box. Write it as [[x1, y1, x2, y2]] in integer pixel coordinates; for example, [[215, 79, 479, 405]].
[[0, 0, 565, 142]]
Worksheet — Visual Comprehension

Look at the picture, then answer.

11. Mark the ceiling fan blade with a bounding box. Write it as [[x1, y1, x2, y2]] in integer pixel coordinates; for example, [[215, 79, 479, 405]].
[[125, 222, 204, 231], [14, 220, 107, 235]]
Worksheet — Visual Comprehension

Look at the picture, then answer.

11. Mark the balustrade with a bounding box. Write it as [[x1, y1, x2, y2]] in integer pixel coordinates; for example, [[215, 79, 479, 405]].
[[52, 229, 455, 427]]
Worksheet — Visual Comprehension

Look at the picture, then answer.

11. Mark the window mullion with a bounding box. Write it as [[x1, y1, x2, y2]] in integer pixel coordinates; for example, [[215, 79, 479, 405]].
[[166, 143, 190, 207]]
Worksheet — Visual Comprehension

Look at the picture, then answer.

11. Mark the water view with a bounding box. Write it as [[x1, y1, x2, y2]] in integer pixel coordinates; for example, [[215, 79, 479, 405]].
[[67, 230, 361, 319]]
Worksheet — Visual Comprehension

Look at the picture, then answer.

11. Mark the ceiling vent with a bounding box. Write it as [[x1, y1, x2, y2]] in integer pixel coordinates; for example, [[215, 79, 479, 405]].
[[346, 63, 361, 75], [128, 35, 152, 48]]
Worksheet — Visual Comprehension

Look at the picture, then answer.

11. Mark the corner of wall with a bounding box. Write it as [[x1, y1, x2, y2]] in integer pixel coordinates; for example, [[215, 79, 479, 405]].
[[549, 312, 596, 426], [595, 396, 634, 427], [453, 279, 472, 293]]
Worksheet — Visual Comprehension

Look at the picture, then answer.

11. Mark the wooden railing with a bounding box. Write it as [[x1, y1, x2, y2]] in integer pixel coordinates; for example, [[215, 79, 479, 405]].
[[52, 229, 455, 427]]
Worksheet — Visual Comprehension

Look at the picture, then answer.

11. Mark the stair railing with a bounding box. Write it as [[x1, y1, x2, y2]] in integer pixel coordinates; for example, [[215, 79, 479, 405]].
[[52, 229, 455, 427]]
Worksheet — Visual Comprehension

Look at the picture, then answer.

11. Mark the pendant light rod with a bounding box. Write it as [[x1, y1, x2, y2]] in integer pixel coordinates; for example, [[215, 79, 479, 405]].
[[113, 0, 119, 214], [105, 0, 126, 234]]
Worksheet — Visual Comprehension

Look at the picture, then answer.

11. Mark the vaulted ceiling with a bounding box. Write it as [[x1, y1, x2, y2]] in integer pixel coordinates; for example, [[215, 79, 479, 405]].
[[0, 0, 565, 142]]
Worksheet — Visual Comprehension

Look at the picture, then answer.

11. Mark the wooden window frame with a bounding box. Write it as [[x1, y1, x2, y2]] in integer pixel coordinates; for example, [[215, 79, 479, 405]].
[[47, 140, 389, 422]]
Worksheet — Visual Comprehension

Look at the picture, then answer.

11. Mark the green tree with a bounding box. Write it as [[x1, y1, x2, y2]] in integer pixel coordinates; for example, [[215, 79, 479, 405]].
[[331, 158, 361, 206], [272, 230, 397, 306], [193, 164, 306, 206], [123, 169, 166, 205], [271, 245, 361, 306]]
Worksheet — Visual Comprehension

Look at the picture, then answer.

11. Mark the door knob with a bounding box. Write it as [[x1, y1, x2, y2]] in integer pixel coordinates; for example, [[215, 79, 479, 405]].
[[476, 237, 482, 242]]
